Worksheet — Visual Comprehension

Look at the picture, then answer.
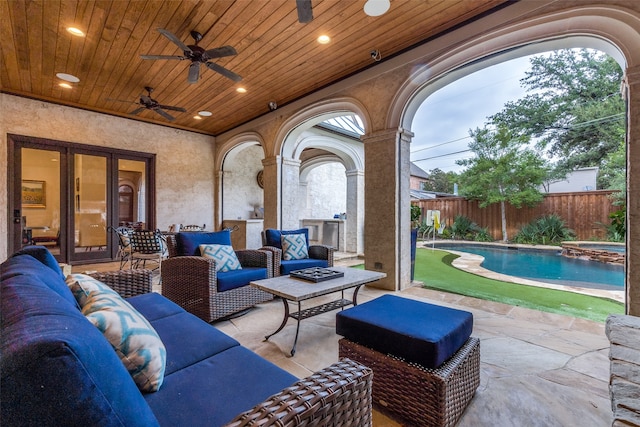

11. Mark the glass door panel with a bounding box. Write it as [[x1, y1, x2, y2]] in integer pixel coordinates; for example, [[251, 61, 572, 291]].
[[118, 159, 147, 229], [74, 154, 107, 254], [21, 148, 62, 256]]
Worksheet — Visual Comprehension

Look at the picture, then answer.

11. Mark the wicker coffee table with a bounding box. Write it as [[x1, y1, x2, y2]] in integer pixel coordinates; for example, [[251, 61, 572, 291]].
[[250, 266, 385, 356]]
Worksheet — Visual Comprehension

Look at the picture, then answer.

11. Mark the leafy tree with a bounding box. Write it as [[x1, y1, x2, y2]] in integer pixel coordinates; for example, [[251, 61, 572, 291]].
[[422, 168, 458, 193], [489, 49, 624, 189], [456, 126, 548, 242]]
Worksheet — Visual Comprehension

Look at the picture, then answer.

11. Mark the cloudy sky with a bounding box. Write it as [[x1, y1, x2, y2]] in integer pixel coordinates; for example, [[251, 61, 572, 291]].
[[410, 55, 535, 173]]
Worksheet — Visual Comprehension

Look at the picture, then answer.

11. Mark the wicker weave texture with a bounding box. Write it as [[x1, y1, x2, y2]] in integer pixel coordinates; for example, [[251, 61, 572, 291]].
[[339, 337, 480, 427], [88, 269, 152, 298], [161, 256, 273, 322], [226, 358, 373, 427]]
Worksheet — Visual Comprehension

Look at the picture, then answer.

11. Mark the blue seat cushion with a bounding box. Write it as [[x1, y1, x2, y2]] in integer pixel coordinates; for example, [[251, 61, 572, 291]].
[[127, 292, 185, 322], [281, 258, 328, 275], [176, 231, 232, 256], [145, 345, 297, 427], [264, 228, 309, 250], [336, 294, 473, 368], [216, 267, 268, 292]]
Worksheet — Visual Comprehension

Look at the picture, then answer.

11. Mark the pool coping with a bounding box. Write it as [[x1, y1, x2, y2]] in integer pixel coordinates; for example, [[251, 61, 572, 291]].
[[421, 241, 625, 303]]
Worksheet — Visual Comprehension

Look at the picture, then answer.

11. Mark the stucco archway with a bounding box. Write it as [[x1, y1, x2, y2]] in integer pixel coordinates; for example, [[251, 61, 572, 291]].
[[390, 5, 640, 313]]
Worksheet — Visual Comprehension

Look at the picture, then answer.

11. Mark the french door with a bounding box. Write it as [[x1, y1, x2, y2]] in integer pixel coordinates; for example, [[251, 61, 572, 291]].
[[8, 134, 155, 265]]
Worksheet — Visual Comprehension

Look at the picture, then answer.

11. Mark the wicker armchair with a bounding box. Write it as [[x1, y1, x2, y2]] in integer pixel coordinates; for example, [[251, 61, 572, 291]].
[[261, 228, 335, 276], [87, 268, 152, 298], [161, 233, 274, 322]]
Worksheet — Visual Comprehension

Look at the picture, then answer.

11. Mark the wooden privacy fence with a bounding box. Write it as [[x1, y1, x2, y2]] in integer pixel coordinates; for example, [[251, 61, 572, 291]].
[[413, 190, 619, 241]]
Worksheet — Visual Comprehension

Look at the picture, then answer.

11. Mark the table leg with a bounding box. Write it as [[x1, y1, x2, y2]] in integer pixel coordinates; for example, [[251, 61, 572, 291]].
[[290, 301, 302, 357], [264, 297, 290, 342], [352, 284, 363, 305]]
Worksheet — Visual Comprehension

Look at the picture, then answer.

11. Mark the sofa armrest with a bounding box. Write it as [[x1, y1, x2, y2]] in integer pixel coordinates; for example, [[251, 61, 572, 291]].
[[309, 245, 335, 266], [236, 249, 273, 277], [88, 269, 152, 298], [225, 358, 372, 427], [259, 246, 282, 277]]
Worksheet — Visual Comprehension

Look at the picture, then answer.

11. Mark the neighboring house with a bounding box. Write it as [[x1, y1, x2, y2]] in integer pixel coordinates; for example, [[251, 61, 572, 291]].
[[542, 167, 599, 193], [410, 163, 430, 190]]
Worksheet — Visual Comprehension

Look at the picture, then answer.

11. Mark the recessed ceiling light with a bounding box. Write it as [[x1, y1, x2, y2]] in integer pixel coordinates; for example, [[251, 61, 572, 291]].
[[56, 72, 80, 83], [198, 111, 212, 117], [364, 0, 390, 16], [317, 35, 331, 44], [193, 115, 202, 120], [66, 27, 85, 37], [236, 87, 247, 93], [58, 82, 73, 89]]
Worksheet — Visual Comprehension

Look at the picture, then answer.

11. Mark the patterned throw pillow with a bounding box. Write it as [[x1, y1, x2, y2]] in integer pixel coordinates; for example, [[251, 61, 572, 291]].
[[199, 244, 243, 272], [66, 273, 166, 393], [281, 233, 309, 260]]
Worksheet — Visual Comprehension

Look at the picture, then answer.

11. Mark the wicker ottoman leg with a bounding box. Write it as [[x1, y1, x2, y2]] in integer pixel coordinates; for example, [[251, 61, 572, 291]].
[[339, 337, 480, 427]]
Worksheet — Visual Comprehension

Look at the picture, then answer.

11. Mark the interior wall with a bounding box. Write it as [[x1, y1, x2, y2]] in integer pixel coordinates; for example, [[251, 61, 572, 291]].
[[0, 93, 216, 260]]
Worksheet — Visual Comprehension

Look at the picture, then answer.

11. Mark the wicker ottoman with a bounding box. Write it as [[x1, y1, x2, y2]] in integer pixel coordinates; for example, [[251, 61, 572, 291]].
[[336, 295, 480, 427]]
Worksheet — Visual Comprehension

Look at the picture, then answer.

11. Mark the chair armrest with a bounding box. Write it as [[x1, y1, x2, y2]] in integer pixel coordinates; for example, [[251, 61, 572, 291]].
[[309, 245, 335, 266], [161, 256, 218, 301], [259, 246, 282, 277], [236, 250, 273, 277], [225, 358, 372, 427], [88, 269, 152, 298]]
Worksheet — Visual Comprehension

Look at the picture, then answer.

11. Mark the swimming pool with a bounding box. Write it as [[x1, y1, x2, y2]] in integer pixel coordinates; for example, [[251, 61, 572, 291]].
[[433, 243, 624, 290]]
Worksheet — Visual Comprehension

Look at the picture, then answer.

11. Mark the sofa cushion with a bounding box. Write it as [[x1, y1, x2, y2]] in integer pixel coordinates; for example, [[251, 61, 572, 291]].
[[199, 244, 242, 272], [281, 258, 328, 275], [127, 292, 186, 322], [264, 228, 309, 250], [176, 231, 231, 256], [12, 245, 64, 279], [336, 295, 473, 369], [1, 256, 159, 426], [4, 250, 79, 309], [144, 311, 240, 375], [281, 233, 309, 260], [217, 267, 268, 292], [145, 345, 297, 427], [81, 287, 167, 392]]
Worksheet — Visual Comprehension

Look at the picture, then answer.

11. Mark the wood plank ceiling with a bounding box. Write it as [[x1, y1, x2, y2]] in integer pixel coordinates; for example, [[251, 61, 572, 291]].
[[1, 0, 507, 136]]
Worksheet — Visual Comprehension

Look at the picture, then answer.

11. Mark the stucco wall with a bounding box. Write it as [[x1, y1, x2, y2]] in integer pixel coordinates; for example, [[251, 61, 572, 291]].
[[222, 144, 264, 220], [0, 93, 215, 261], [302, 162, 347, 219]]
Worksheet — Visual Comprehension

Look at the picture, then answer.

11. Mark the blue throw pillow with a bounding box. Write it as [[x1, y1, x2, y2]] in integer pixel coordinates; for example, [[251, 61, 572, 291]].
[[199, 244, 242, 272], [281, 234, 309, 260], [176, 231, 232, 256], [264, 228, 310, 250]]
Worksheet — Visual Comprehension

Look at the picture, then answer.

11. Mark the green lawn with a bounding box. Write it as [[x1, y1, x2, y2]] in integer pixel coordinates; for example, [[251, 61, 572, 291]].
[[413, 248, 623, 322], [354, 248, 624, 322]]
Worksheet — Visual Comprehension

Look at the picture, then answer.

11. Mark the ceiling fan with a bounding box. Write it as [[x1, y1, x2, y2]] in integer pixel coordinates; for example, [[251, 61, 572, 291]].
[[107, 86, 186, 121], [296, 0, 313, 23], [140, 29, 241, 84]]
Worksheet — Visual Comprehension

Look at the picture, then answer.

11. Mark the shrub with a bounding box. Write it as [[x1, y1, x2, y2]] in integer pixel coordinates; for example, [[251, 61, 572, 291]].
[[513, 214, 575, 245], [449, 215, 492, 241]]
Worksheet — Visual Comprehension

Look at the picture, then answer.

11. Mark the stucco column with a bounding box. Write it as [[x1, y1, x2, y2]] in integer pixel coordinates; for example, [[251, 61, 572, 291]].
[[345, 169, 364, 254], [214, 169, 225, 230], [626, 65, 640, 315], [262, 156, 281, 230], [298, 180, 309, 219], [362, 128, 414, 291], [281, 157, 301, 230]]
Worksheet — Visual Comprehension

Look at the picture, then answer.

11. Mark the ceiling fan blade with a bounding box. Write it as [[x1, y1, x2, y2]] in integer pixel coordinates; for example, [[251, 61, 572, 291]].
[[157, 28, 192, 53], [140, 54, 185, 60], [154, 108, 176, 121], [158, 104, 186, 112], [188, 63, 200, 84], [296, 0, 313, 23], [204, 46, 237, 59], [129, 107, 146, 115], [205, 62, 242, 82]]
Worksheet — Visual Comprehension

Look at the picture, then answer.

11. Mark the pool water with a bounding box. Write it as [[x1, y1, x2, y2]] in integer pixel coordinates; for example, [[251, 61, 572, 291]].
[[439, 244, 624, 290]]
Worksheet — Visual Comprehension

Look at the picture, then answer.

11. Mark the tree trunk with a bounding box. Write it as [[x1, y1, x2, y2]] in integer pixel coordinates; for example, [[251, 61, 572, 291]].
[[501, 200, 508, 242]]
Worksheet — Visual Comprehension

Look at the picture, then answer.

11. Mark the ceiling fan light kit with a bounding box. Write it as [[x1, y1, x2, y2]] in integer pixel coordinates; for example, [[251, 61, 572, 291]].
[[106, 86, 186, 122]]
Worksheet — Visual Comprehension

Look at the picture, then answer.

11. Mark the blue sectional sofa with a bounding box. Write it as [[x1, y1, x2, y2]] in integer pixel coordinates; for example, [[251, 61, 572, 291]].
[[1, 246, 373, 426]]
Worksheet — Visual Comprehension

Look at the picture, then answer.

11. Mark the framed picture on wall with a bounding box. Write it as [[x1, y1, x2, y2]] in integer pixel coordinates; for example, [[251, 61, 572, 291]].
[[22, 180, 46, 208]]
